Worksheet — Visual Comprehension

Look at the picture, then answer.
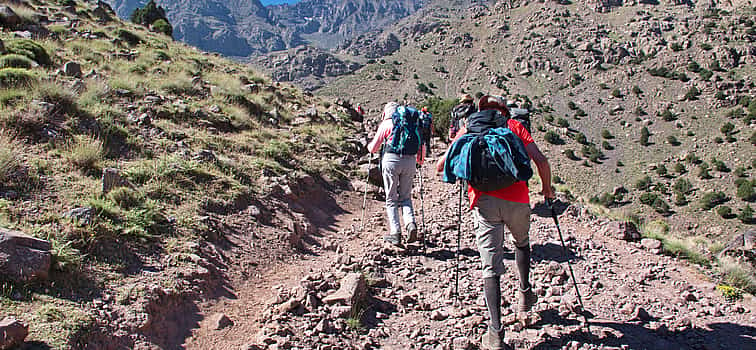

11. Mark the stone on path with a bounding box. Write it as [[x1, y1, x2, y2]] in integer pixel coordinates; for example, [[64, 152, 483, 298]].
[[641, 238, 662, 250], [0, 228, 51, 282], [0, 317, 28, 350], [206, 313, 233, 330], [605, 221, 641, 241], [322, 273, 367, 315]]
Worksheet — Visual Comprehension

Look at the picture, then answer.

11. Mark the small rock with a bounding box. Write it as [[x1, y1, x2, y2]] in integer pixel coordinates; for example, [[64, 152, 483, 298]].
[[452, 336, 472, 350], [62, 61, 82, 78], [277, 299, 300, 315], [641, 238, 662, 250], [207, 313, 233, 330]]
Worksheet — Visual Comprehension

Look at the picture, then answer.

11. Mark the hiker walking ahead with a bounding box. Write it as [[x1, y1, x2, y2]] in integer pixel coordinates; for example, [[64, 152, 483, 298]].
[[368, 102, 425, 247], [436, 95, 554, 350], [420, 107, 433, 157], [449, 94, 476, 140]]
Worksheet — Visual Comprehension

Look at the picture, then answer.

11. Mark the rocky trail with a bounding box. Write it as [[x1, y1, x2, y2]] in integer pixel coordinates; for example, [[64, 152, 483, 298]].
[[184, 153, 756, 350]]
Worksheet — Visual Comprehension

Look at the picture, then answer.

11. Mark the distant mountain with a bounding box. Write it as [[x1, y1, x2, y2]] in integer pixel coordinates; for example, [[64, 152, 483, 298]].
[[105, 0, 425, 57]]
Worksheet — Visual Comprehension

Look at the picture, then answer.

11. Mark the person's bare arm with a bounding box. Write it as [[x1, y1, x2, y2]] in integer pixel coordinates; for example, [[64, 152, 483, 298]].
[[526, 143, 554, 199]]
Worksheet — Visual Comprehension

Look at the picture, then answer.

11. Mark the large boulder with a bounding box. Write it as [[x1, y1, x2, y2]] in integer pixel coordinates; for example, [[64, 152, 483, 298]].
[[0, 228, 52, 282], [0, 317, 28, 350], [605, 221, 641, 241], [0, 6, 21, 29], [322, 273, 367, 317]]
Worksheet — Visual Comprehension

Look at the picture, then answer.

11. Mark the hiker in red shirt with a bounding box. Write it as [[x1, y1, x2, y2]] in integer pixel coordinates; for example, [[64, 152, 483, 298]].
[[436, 95, 554, 350]]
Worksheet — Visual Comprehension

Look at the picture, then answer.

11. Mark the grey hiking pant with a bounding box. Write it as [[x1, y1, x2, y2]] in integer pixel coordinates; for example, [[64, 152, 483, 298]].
[[473, 194, 531, 279], [381, 152, 417, 236]]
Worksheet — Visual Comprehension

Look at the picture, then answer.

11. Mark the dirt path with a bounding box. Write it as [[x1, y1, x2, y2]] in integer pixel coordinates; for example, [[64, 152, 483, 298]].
[[184, 154, 756, 350]]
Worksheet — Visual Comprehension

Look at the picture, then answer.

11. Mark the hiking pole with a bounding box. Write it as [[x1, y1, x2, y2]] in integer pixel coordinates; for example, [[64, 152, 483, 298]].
[[455, 180, 463, 301], [546, 198, 591, 331], [360, 156, 372, 232], [418, 163, 427, 255]]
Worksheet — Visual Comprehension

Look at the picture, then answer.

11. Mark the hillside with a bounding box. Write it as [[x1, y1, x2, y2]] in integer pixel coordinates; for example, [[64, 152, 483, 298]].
[[319, 0, 756, 248], [0, 0, 363, 348]]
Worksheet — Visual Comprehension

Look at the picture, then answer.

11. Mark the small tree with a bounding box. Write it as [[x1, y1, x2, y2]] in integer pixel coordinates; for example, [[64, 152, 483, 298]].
[[131, 1, 173, 38]]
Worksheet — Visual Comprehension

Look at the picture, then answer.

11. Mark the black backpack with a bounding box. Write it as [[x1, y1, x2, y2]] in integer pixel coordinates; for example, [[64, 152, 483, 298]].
[[450, 103, 476, 138], [465, 110, 531, 192]]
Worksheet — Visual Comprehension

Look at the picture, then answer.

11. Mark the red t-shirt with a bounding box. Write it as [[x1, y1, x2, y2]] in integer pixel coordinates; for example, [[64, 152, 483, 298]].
[[451, 119, 534, 208]]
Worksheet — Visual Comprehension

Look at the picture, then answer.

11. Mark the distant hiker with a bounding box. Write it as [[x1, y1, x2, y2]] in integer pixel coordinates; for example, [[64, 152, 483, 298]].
[[356, 103, 365, 116], [368, 102, 425, 247], [436, 95, 554, 350], [449, 94, 476, 140], [420, 107, 433, 157]]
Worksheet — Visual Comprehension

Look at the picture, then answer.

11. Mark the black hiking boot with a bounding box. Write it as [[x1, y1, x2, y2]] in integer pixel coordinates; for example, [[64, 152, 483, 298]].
[[406, 222, 418, 243]]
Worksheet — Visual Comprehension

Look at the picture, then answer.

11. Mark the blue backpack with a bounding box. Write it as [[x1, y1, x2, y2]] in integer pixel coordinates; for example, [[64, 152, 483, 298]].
[[386, 106, 422, 155]]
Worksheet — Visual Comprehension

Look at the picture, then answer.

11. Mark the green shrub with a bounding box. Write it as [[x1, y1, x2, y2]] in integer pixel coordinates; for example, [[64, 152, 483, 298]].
[[640, 192, 659, 205], [700, 191, 727, 210], [5, 39, 51, 66], [673, 178, 692, 194], [632, 85, 642, 95], [0, 68, 35, 88], [154, 50, 171, 61], [663, 239, 710, 266], [683, 86, 701, 101], [601, 129, 613, 139], [653, 197, 671, 214], [602, 140, 613, 150], [636, 176, 652, 191], [719, 259, 756, 294], [66, 135, 104, 172], [544, 130, 562, 144], [667, 135, 680, 146], [0, 54, 34, 69], [720, 122, 735, 135], [674, 163, 686, 174], [564, 149, 579, 160], [108, 187, 145, 209], [640, 126, 650, 146], [610, 88, 621, 98], [674, 192, 687, 206], [739, 205, 754, 223], [711, 158, 730, 172], [0, 135, 20, 184], [660, 109, 677, 121], [556, 117, 569, 128], [698, 163, 712, 179], [416, 83, 431, 94], [151, 19, 173, 37], [656, 165, 668, 177], [738, 182, 755, 201], [573, 132, 587, 145]]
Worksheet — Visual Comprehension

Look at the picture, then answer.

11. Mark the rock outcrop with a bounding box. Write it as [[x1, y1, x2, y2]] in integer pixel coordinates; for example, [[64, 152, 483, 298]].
[[0, 228, 52, 282]]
